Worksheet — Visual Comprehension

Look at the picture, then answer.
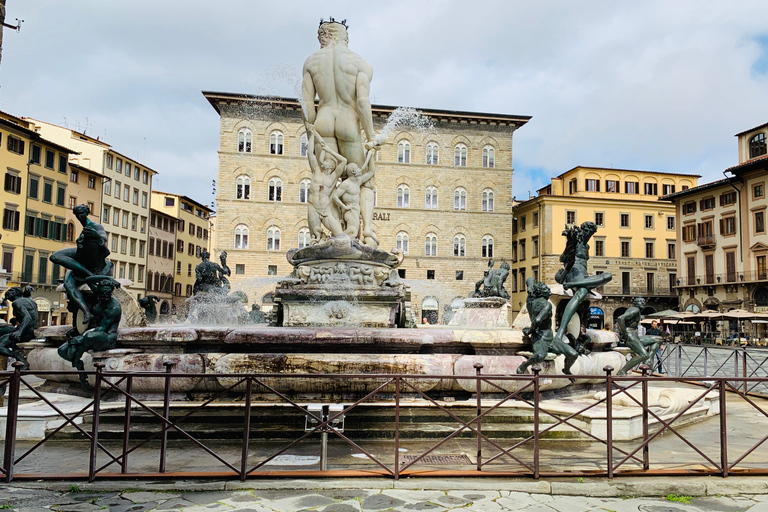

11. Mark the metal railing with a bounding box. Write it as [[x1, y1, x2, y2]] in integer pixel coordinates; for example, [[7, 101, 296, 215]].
[[3, 362, 768, 481], [676, 270, 768, 288]]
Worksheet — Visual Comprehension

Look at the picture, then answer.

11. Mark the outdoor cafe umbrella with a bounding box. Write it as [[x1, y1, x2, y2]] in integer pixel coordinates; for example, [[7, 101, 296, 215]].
[[646, 309, 680, 319]]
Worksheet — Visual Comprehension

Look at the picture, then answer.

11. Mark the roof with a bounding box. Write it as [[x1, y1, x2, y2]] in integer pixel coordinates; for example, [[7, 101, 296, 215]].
[[0, 116, 80, 155], [735, 121, 768, 137], [69, 161, 105, 177], [153, 189, 213, 213], [24, 117, 111, 149], [107, 148, 159, 175], [726, 153, 768, 174], [201, 91, 531, 127], [554, 165, 701, 180], [658, 177, 738, 202]]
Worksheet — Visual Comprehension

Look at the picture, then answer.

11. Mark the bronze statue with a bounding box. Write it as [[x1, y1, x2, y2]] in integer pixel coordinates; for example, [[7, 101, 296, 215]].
[[50, 205, 113, 326], [139, 295, 160, 323], [552, 222, 612, 352], [617, 297, 663, 375], [470, 259, 510, 299], [58, 276, 122, 389], [193, 249, 231, 294], [249, 304, 265, 324], [0, 286, 38, 369], [517, 278, 579, 375]]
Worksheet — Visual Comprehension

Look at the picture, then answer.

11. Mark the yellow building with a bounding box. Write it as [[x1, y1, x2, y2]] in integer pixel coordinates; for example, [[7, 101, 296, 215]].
[[151, 191, 213, 314], [64, 162, 105, 245], [146, 207, 177, 317], [511, 166, 699, 327], [0, 112, 78, 325]]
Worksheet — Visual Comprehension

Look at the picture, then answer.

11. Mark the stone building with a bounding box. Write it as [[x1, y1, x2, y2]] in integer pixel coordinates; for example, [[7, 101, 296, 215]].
[[203, 92, 530, 323], [511, 166, 699, 328], [146, 207, 177, 317], [662, 121, 768, 325]]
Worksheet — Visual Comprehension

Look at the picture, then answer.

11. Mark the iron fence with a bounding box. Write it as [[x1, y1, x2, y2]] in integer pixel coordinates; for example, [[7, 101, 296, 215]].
[[3, 361, 768, 481]]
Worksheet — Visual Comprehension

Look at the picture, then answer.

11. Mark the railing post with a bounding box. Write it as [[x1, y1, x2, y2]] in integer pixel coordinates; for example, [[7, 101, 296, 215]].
[[394, 376, 400, 480], [703, 347, 708, 378], [742, 348, 748, 395], [734, 349, 739, 391], [532, 365, 541, 479], [604, 365, 614, 479], [3, 362, 23, 482], [719, 379, 728, 477], [89, 363, 105, 482], [639, 364, 650, 470], [676, 343, 682, 377], [121, 375, 133, 474], [240, 377, 253, 481], [158, 361, 175, 473], [474, 363, 483, 472]]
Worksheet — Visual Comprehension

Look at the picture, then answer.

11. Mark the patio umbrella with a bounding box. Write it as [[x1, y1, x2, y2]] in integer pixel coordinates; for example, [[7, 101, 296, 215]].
[[722, 309, 757, 320], [646, 309, 680, 319]]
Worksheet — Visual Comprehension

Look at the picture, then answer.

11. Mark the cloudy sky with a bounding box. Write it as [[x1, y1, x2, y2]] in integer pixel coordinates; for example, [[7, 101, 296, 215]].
[[2, 1, 767, 206]]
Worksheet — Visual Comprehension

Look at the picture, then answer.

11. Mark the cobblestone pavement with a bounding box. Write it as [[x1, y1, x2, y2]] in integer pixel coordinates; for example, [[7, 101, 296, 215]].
[[4, 482, 768, 512]]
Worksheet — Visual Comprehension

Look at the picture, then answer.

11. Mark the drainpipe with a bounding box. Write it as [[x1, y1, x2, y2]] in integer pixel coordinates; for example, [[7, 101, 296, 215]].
[[724, 171, 743, 264]]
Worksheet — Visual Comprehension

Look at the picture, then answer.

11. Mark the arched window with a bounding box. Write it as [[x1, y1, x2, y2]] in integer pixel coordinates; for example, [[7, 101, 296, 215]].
[[482, 235, 494, 258], [268, 177, 282, 201], [425, 186, 438, 209], [236, 175, 250, 200], [453, 234, 466, 257], [298, 228, 311, 249], [269, 131, 284, 155], [234, 224, 249, 249], [299, 179, 311, 203], [237, 128, 252, 153], [482, 146, 495, 168], [300, 133, 308, 157], [66, 222, 75, 242], [397, 185, 410, 208], [396, 232, 409, 254], [454, 188, 466, 210], [750, 133, 767, 159], [397, 140, 410, 163], [426, 142, 439, 165], [425, 233, 437, 256], [421, 297, 439, 324], [267, 226, 281, 251], [454, 144, 467, 167], [482, 189, 494, 211]]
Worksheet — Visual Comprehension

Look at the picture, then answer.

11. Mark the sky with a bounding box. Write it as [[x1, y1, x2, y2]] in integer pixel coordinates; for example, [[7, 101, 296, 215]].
[[1, 0, 767, 206]]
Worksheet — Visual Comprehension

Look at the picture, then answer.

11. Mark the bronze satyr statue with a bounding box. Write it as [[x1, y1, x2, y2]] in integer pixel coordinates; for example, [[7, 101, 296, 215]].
[[617, 297, 663, 375], [139, 295, 160, 323], [58, 276, 122, 389], [193, 249, 231, 295], [470, 259, 511, 300], [0, 286, 38, 369], [50, 205, 113, 326]]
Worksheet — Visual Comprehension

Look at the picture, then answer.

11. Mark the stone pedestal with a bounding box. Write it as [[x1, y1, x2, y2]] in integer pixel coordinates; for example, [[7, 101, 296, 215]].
[[186, 293, 250, 325], [448, 297, 511, 328]]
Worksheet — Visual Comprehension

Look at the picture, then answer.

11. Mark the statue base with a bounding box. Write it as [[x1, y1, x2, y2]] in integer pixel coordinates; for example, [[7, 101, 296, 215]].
[[448, 297, 512, 328], [186, 292, 250, 326]]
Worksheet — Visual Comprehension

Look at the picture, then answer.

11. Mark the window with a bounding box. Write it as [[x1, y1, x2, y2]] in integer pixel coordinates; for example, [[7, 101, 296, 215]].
[[266, 226, 281, 250], [4, 172, 21, 194], [44, 149, 55, 169], [238, 128, 252, 153], [456, 271, 463, 280], [595, 239, 604, 256], [482, 189, 494, 211], [645, 241, 655, 259], [234, 264, 245, 275], [426, 142, 439, 165], [453, 188, 466, 210], [621, 241, 630, 257], [298, 228, 311, 249], [683, 201, 696, 214], [104, 180, 111, 196], [425, 186, 438, 209], [140, 217, 146, 233], [644, 182, 658, 195], [123, 186, 130, 202], [720, 191, 737, 206], [625, 181, 639, 194], [482, 235, 494, 258], [113, 208, 120, 226], [189, 223, 195, 235], [139, 241, 145, 257], [106, 154, 113, 168], [114, 182, 121, 198], [7, 135, 24, 154], [2, 209, 19, 231], [425, 233, 437, 256], [268, 177, 282, 201], [120, 237, 127, 254], [236, 175, 251, 199], [566, 211, 576, 225], [397, 185, 410, 207], [143, 170, 149, 184], [605, 180, 619, 193], [594, 212, 604, 226], [667, 242, 676, 260], [721, 216, 736, 235], [132, 189, 139, 205], [520, 216, 526, 230], [754, 183, 765, 199], [28, 176, 39, 199], [644, 214, 654, 229], [268, 265, 277, 276], [756, 211, 765, 234], [269, 131, 284, 155], [758, 255, 767, 280], [131, 214, 137, 231], [299, 179, 311, 203], [300, 133, 308, 157], [125, 162, 131, 177], [662, 184, 676, 195], [42, 181, 53, 203], [454, 144, 467, 167], [396, 232, 409, 254], [233, 224, 249, 249], [141, 192, 147, 208], [667, 216, 675, 230], [453, 235, 466, 257], [397, 140, 410, 163], [165, 196, 174, 207], [568, 179, 578, 194], [122, 211, 129, 228], [130, 239, 136, 256], [682, 224, 696, 242], [134, 166, 140, 180], [750, 133, 767, 159], [427, 270, 435, 280], [585, 179, 599, 192], [620, 213, 630, 227], [111, 235, 118, 252], [482, 146, 495, 168], [519, 239, 526, 260], [31, 145, 41, 164], [646, 273, 655, 294], [700, 197, 715, 210], [532, 212, 539, 227]]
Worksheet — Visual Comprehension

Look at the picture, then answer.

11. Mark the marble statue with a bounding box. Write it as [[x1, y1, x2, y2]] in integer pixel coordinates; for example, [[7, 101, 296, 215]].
[[306, 126, 347, 241], [50, 205, 113, 326], [332, 149, 376, 239], [470, 260, 511, 299], [552, 221, 612, 351], [617, 297, 663, 375], [57, 276, 122, 388], [517, 278, 579, 375], [0, 286, 38, 369], [139, 294, 159, 323], [193, 249, 230, 295]]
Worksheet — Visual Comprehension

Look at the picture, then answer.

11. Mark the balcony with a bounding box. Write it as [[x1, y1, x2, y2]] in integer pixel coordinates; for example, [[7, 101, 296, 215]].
[[10, 272, 61, 287], [599, 286, 676, 298], [697, 235, 717, 248], [674, 270, 768, 288]]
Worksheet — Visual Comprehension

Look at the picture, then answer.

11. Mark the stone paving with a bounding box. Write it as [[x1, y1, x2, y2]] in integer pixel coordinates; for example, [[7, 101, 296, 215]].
[[4, 479, 768, 512]]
